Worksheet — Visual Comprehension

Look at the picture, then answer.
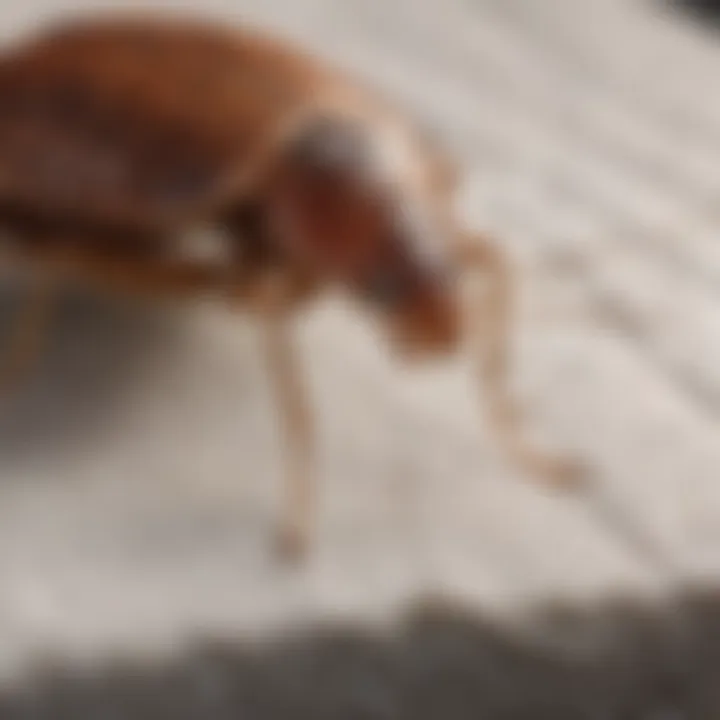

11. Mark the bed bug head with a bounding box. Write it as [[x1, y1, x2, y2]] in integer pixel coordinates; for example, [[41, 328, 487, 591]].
[[264, 112, 463, 358]]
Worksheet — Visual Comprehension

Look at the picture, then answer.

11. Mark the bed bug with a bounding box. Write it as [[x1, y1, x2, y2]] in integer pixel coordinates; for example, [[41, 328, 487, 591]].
[[0, 14, 582, 560]]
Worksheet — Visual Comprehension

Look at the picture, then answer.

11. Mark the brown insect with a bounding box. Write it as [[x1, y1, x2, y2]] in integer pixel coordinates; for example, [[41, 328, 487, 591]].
[[0, 14, 581, 559]]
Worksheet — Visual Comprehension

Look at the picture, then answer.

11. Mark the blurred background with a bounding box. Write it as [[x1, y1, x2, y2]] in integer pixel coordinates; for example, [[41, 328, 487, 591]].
[[0, 0, 719, 717]]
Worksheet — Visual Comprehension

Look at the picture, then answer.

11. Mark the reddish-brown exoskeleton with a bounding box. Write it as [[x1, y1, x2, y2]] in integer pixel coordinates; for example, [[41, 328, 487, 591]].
[[0, 16, 580, 559]]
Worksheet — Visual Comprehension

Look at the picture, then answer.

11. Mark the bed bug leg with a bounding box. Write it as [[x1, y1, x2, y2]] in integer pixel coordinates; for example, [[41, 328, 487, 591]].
[[259, 275, 315, 562], [459, 235, 586, 489]]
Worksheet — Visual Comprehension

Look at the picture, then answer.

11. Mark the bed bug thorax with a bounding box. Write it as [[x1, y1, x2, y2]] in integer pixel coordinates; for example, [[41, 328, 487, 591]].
[[243, 98, 465, 358]]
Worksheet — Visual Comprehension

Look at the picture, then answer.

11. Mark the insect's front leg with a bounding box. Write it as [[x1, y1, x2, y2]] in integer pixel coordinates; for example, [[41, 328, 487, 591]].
[[458, 234, 584, 488]]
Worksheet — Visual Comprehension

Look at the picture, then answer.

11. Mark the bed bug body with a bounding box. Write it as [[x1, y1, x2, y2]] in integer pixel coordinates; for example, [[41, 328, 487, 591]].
[[0, 16, 579, 559]]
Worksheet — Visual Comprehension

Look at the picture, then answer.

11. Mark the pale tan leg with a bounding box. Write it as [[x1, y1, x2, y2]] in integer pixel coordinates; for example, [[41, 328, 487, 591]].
[[0, 272, 56, 394], [459, 236, 583, 487], [260, 280, 315, 561], [62, 250, 320, 555]]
